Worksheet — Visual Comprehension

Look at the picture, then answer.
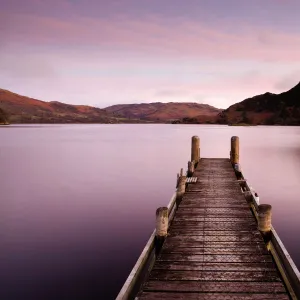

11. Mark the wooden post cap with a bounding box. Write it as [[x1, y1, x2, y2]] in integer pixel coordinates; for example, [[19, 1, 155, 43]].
[[258, 204, 272, 233], [156, 207, 168, 237]]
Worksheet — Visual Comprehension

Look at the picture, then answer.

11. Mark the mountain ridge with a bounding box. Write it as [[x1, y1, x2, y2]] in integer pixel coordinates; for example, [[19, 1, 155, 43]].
[[1, 81, 300, 125], [0, 88, 222, 124], [217, 81, 300, 125]]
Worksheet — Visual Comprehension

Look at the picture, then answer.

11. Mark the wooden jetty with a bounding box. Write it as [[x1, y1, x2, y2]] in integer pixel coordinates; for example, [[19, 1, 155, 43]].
[[116, 136, 300, 300]]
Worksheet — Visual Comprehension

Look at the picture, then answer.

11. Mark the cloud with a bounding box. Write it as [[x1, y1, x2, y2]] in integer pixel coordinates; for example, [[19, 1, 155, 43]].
[[1, 11, 300, 62]]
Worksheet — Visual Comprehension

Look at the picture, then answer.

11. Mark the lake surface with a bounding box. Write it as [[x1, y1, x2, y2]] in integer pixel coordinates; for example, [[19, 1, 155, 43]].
[[1, 124, 300, 299]]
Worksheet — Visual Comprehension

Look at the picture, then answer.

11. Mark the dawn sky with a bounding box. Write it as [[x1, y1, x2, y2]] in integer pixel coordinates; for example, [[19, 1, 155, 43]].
[[1, 0, 300, 108]]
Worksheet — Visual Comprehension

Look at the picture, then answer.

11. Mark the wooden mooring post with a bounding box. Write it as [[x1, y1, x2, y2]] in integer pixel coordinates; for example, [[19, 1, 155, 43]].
[[187, 161, 195, 177], [176, 175, 186, 205], [155, 207, 168, 255], [191, 136, 200, 163], [258, 204, 272, 238], [231, 135, 239, 164]]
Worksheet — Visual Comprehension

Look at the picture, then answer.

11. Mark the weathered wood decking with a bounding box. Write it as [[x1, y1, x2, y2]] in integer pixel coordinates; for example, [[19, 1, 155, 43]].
[[136, 158, 289, 299]]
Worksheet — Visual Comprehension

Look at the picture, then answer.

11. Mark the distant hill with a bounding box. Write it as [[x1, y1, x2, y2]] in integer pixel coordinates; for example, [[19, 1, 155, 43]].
[[0, 89, 126, 124], [218, 82, 300, 125], [105, 102, 222, 122], [2, 81, 300, 125]]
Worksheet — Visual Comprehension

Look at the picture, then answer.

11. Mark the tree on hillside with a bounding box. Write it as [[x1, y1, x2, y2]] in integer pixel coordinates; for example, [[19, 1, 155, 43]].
[[0, 107, 9, 124], [241, 111, 250, 124]]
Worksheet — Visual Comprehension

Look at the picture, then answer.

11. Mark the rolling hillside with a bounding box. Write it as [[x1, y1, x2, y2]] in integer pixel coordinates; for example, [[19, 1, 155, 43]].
[[105, 102, 222, 122], [0, 89, 119, 123]]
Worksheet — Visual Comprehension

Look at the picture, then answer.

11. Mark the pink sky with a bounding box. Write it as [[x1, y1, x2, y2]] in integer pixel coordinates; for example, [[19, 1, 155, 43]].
[[1, 0, 300, 108]]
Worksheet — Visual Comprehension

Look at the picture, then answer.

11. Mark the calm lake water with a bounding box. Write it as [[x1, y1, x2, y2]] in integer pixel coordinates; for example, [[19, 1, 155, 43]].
[[1, 124, 300, 299]]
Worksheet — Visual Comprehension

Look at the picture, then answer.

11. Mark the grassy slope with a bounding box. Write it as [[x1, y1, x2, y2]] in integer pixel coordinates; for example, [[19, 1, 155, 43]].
[[0, 89, 116, 123], [105, 102, 222, 122]]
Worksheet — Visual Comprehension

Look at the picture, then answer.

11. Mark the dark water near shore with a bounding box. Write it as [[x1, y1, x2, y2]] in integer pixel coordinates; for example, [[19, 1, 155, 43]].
[[1, 124, 300, 300]]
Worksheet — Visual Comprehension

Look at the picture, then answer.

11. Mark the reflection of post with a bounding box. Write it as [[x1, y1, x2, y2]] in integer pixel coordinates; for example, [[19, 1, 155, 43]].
[[191, 136, 200, 163], [155, 207, 168, 254], [231, 136, 239, 164]]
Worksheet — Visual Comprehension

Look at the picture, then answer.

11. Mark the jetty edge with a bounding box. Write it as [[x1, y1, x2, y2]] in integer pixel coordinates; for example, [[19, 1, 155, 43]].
[[116, 136, 300, 300]]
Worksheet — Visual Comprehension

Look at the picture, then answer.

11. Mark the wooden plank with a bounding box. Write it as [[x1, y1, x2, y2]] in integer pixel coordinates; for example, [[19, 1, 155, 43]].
[[186, 177, 198, 183], [157, 253, 273, 263], [173, 219, 255, 225], [171, 219, 257, 224], [271, 228, 300, 299], [163, 235, 264, 243], [178, 207, 250, 212], [175, 211, 252, 217], [177, 208, 252, 214], [173, 216, 254, 222], [167, 229, 261, 236], [171, 225, 257, 230], [153, 261, 277, 271], [188, 184, 241, 189], [181, 196, 246, 201], [170, 225, 258, 231], [170, 224, 258, 229], [161, 246, 269, 255], [181, 200, 248, 205], [171, 220, 258, 226], [180, 210, 251, 215], [170, 227, 259, 233], [186, 190, 246, 196], [116, 230, 155, 300], [192, 173, 236, 177], [149, 270, 281, 282], [163, 241, 267, 249], [137, 292, 289, 300], [180, 203, 248, 207], [143, 280, 287, 293]]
